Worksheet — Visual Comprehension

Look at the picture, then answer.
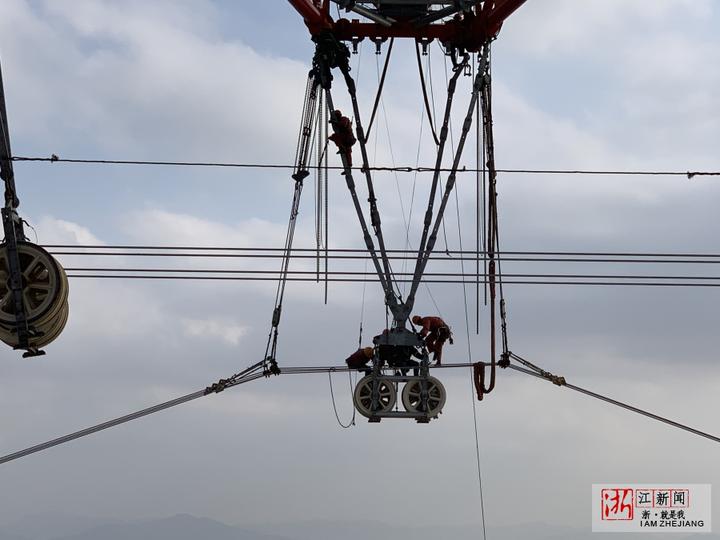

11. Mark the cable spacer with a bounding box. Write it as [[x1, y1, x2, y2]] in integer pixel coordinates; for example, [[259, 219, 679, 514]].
[[263, 357, 281, 377], [205, 378, 229, 395], [498, 351, 511, 368]]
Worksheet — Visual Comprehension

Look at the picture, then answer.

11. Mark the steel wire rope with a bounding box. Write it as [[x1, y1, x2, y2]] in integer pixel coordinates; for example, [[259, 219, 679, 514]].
[[324, 103, 329, 303], [435, 49, 456, 254], [454, 155, 488, 540], [59, 274, 720, 287], [0, 366, 267, 466], [503, 361, 720, 445], [401, 98, 425, 292], [399, 48, 445, 316], [427, 43, 439, 141], [45, 252, 720, 265], [3, 361, 719, 466], [375, 49, 419, 298], [315, 88, 323, 282], [12, 156, 719, 178], [475, 50, 487, 330], [415, 41, 440, 146], [374, 49, 408, 300], [355, 48, 379, 343], [41, 245, 720, 259], [483, 43, 511, 366], [58, 268, 720, 281], [261, 71, 320, 367], [365, 38, 393, 142]]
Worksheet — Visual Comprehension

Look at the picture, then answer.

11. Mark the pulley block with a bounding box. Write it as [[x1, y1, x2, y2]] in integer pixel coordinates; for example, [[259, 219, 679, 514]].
[[352, 373, 446, 421], [0, 242, 70, 350]]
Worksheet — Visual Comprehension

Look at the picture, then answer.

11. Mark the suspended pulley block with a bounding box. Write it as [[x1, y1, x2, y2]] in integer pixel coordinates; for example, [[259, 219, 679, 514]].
[[0, 241, 70, 352], [353, 372, 447, 423], [352, 328, 446, 423]]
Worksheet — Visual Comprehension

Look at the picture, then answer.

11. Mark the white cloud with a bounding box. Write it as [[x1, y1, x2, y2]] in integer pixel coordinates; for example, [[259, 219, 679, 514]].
[[1, 0, 309, 161], [34, 216, 105, 245], [503, 0, 713, 58], [124, 208, 289, 248], [181, 318, 247, 346]]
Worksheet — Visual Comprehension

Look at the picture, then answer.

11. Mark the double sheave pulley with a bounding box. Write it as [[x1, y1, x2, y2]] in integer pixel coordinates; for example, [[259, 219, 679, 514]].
[[352, 329, 447, 423], [0, 242, 69, 352], [354, 373, 447, 421]]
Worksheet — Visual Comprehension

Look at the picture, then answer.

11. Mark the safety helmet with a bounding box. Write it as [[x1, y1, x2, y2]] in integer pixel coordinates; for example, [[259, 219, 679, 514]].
[[411, 315, 422, 325], [363, 346, 374, 358]]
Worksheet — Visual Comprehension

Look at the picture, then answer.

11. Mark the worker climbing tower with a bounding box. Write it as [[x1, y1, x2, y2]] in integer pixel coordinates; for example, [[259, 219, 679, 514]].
[[288, 0, 525, 421], [0, 60, 70, 357]]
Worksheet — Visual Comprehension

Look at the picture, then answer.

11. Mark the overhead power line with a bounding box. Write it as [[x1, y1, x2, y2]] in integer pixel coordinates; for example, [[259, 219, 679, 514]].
[[1, 360, 717, 466], [45, 245, 720, 265], [62, 268, 720, 281], [43, 245, 720, 257], [11, 155, 720, 178], [41, 244, 720, 286], [62, 275, 720, 287]]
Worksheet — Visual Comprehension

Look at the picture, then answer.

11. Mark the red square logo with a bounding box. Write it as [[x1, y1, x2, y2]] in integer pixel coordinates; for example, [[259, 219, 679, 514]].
[[601, 488, 634, 520]]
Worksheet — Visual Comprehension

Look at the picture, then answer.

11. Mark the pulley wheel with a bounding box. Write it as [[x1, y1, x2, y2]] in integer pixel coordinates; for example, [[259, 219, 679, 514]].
[[0, 242, 70, 350], [0, 242, 64, 325], [33, 300, 70, 348], [353, 375, 397, 418], [401, 376, 446, 418]]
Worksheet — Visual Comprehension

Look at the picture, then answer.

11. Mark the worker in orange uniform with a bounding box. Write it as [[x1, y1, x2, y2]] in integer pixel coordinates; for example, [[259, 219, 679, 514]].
[[345, 346, 374, 374], [411, 315, 454, 365], [329, 110, 356, 167]]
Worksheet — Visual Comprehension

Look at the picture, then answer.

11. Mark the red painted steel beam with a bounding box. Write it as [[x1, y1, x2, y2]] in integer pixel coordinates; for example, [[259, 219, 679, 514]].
[[288, 1, 527, 50], [287, 0, 333, 34], [482, 0, 527, 37]]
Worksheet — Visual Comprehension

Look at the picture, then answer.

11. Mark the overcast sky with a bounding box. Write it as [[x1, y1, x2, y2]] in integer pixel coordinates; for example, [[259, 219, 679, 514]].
[[0, 0, 719, 537]]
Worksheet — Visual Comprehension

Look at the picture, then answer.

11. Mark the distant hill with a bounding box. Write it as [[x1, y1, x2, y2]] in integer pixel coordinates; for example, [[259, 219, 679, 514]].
[[2, 513, 716, 540], [53, 514, 289, 540]]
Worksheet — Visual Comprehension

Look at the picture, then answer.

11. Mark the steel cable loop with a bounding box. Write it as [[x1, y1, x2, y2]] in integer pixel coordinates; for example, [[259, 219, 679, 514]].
[[328, 369, 355, 429], [473, 42, 499, 399]]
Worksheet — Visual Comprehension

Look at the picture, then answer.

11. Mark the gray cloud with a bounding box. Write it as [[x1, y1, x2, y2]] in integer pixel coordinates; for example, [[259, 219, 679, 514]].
[[0, 0, 718, 535]]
